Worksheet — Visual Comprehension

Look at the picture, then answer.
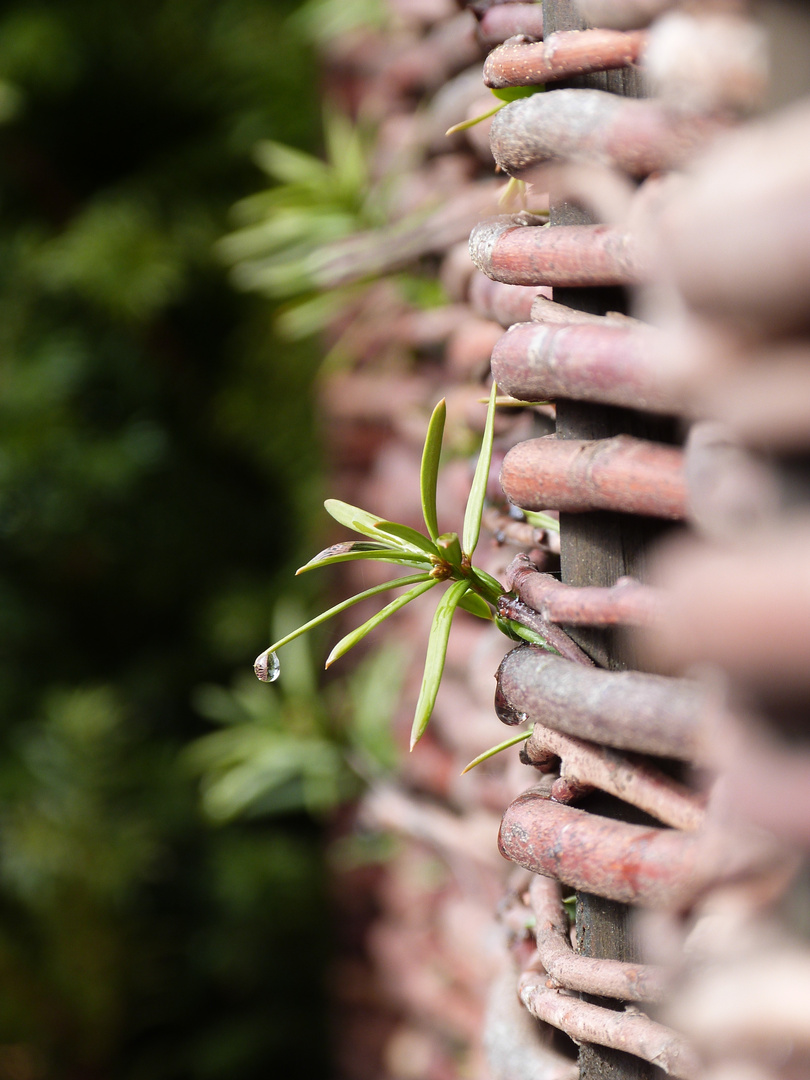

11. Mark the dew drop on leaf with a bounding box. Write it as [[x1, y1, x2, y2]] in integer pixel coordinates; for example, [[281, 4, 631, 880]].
[[254, 649, 280, 683]]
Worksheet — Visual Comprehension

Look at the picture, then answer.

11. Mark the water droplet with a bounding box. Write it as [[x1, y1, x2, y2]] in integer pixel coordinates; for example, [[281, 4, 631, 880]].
[[254, 649, 280, 683], [494, 682, 523, 725]]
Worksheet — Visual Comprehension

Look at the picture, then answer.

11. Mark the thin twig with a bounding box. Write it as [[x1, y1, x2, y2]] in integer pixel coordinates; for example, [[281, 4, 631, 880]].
[[489, 89, 723, 178], [470, 216, 646, 288], [484, 29, 647, 88], [469, 272, 552, 328], [500, 434, 687, 519], [491, 319, 675, 413], [497, 596, 596, 667], [499, 792, 780, 909], [529, 876, 669, 1002], [476, 3, 545, 49], [519, 972, 700, 1078], [482, 507, 551, 549], [506, 553, 663, 627], [524, 723, 706, 830]]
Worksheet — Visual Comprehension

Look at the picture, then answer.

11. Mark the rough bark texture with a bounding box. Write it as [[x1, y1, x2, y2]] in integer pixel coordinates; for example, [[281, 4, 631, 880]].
[[523, 724, 706, 830], [529, 876, 669, 1001], [470, 217, 645, 287], [499, 793, 774, 909], [497, 595, 598, 666], [500, 435, 687, 518], [484, 29, 647, 87], [491, 320, 672, 412], [507, 553, 663, 627], [496, 646, 705, 760], [519, 974, 700, 1078], [489, 89, 722, 177]]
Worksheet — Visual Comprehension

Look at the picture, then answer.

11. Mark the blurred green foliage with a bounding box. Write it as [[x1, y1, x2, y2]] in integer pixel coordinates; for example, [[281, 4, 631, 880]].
[[0, 1, 341, 1076], [187, 609, 401, 822]]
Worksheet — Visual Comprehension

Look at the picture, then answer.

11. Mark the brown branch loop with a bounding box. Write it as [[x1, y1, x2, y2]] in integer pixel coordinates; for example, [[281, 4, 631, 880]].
[[529, 876, 669, 1002], [506, 552, 664, 627]]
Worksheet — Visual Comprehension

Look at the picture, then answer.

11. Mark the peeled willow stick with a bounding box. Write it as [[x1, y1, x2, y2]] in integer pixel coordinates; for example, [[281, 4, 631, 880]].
[[506, 552, 663, 626], [523, 723, 706, 830], [496, 645, 704, 760], [519, 972, 699, 1078], [470, 216, 645, 287], [489, 89, 722, 178], [468, 272, 552, 328], [491, 320, 673, 412], [499, 792, 777, 909], [484, 29, 647, 88], [500, 434, 687, 518], [528, 875, 669, 1002]]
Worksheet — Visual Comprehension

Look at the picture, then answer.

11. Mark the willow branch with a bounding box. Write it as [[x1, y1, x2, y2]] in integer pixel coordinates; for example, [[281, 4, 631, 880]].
[[470, 215, 646, 288], [519, 973, 700, 1078], [496, 645, 705, 760], [524, 723, 707, 831], [491, 319, 675, 413], [506, 553, 663, 627], [500, 435, 687, 519], [484, 29, 646, 88], [529, 876, 669, 1002]]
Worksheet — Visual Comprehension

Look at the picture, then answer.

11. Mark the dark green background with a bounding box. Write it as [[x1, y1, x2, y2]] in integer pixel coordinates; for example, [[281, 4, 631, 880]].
[[0, 2, 331, 1075]]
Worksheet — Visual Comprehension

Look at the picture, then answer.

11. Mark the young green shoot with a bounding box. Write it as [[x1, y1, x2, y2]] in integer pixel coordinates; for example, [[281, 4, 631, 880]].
[[445, 84, 545, 138], [254, 380, 559, 752], [461, 725, 533, 775]]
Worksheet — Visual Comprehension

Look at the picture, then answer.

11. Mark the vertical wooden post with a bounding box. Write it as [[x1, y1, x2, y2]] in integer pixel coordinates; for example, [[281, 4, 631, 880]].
[[541, 3, 660, 1078]]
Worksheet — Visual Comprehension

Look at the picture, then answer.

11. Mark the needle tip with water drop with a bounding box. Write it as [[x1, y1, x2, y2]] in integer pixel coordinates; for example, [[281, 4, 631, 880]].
[[254, 649, 280, 683]]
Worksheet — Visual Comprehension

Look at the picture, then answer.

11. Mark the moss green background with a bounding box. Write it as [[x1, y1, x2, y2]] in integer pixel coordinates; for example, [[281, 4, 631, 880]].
[[0, 2, 331, 1076]]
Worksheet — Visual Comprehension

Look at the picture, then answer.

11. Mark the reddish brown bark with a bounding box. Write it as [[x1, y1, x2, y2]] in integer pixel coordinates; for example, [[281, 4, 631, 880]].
[[496, 645, 704, 760], [506, 553, 663, 626], [491, 320, 673, 412], [470, 216, 645, 287], [498, 792, 774, 909], [500, 434, 687, 518], [519, 973, 699, 1077], [489, 89, 723, 179], [524, 723, 706, 830], [468, 272, 552, 328], [484, 29, 646, 87], [528, 875, 669, 1001]]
